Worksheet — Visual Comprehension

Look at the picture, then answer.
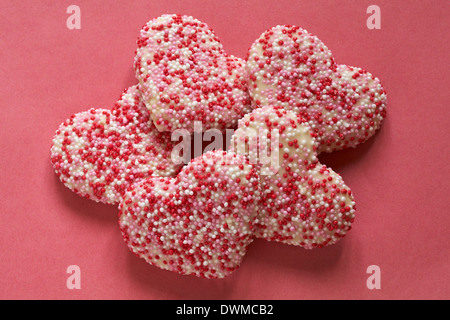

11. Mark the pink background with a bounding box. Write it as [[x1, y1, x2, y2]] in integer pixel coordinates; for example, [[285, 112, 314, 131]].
[[1, 0, 449, 300]]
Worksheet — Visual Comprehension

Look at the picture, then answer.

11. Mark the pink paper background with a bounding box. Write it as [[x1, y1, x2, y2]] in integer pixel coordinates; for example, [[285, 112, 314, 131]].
[[1, 0, 449, 300]]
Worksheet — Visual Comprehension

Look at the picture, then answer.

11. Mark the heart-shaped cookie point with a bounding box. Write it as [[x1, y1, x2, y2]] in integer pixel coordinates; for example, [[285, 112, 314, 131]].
[[230, 106, 356, 249], [51, 85, 181, 205], [246, 25, 387, 153], [134, 14, 253, 133], [118, 150, 260, 278]]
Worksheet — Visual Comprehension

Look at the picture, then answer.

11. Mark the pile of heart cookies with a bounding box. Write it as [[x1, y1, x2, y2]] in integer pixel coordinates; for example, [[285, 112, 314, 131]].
[[51, 14, 386, 279]]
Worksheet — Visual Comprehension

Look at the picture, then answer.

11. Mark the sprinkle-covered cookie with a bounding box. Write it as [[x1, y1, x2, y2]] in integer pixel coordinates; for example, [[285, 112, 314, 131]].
[[119, 150, 260, 278], [230, 106, 356, 248], [135, 14, 253, 132], [246, 25, 387, 153], [51, 85, 181, 205]]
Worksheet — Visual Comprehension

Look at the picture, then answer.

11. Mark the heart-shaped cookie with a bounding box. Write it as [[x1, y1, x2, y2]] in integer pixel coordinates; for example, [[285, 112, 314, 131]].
[[51, 85, 181, 205], [118, 150, 260, 278], [230, 106, 356, 248], [135, 14, 253, 133], [246, 25, 387, 153]]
